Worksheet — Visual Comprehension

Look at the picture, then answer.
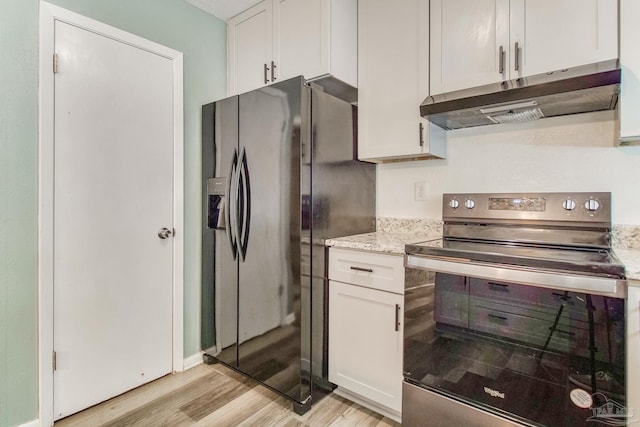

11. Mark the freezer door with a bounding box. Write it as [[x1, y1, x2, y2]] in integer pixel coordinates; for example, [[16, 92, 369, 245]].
[[212, 95, 240, 367], [237, 77, 310, 403], [201, 102, 216, 354]]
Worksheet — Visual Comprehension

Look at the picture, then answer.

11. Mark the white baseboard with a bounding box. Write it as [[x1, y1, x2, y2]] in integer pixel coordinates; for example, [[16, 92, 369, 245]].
[[333, 388, 402, 423], [183, 351, 204, 370], [18, 419, 40, 427], [285, 312, 296, 325]]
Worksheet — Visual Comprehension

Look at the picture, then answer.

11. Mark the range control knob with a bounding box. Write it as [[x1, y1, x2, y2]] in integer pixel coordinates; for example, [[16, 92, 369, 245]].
[[464, 199, 475, 209], [449, 199, 460, 209], [562, 199, 576, 211], [585, 199, 601, 212]]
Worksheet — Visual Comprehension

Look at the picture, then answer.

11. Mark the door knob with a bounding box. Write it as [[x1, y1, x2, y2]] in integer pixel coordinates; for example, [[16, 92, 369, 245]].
[[158, 228, 172, 239]]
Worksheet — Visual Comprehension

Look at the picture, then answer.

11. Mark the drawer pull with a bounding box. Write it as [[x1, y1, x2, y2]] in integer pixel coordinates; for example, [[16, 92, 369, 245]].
[[489, 282, 509, 292], [395, 304, 401, 331], [488, 314, 508, 324], [350, 266, 373, 273], [552, 328, 576, 337]]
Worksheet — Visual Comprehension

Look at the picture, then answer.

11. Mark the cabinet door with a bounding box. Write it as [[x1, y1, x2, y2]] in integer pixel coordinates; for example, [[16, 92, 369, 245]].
[[620, 0, 640, 143], [358, 0, 445, 161], [510, 0, 618, 78], [228, 1, 273, 96], [430, 0, 510, 95], [329, 281, 403, 412], [274, 0, 327, 82], [627, 285, 640, 424]]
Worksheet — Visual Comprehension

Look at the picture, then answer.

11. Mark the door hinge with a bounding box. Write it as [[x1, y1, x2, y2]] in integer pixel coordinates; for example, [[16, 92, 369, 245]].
[[172, 228, 176, 237], [53, 53, 59, 74], [53, 351, 57, 371]]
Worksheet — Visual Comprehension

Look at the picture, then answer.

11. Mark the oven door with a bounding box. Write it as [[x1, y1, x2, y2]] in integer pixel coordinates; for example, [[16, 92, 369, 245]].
[[403, 254, 628, 427]]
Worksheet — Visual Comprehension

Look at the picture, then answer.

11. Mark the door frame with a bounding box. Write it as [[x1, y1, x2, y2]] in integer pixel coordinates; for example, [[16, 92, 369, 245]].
[[38, 3, 184, 426]]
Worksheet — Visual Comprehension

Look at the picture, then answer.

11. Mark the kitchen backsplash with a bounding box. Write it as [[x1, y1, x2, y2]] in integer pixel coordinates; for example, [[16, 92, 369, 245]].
[[376, 111, 640, 225], [376, 217, 442, 235]]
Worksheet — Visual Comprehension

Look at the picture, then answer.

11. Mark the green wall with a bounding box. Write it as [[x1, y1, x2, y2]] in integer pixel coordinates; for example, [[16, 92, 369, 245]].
[[0, 0, 40, 426], [0, 1, 226, 425]]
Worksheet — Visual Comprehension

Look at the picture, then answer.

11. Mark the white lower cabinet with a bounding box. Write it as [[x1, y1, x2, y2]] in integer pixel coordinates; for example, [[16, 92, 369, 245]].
[[328, 248, 404, 420]]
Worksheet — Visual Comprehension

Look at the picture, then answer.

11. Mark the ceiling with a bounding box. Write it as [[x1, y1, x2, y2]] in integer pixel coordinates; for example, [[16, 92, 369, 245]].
[[184, 0, 262, 20]]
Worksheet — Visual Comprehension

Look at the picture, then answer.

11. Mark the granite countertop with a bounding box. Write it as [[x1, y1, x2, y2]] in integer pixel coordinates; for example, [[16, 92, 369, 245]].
[[325, 231, 439, 255], [324, 217, 443, 254], [614, 248, 640, 283]]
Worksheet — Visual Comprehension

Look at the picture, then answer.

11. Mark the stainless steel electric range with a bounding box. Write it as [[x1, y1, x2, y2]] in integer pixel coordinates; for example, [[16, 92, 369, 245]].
[[403, 192, 628, 427]]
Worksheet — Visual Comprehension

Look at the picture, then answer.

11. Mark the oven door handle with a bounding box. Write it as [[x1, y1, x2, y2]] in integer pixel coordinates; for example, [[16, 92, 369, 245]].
[[405, 254, 626, 299]]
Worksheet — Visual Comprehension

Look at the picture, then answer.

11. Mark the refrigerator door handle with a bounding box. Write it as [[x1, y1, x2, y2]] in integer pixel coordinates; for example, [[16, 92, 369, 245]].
[[227, 149, 239, 260], [237, 148, 251, 261]]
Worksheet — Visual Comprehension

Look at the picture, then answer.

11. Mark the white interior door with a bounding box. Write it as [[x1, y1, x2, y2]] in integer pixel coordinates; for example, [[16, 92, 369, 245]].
[[53, 20, 174, 420]]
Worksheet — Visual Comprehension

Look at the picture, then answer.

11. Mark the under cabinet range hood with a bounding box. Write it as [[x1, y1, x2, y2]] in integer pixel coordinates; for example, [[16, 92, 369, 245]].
[[421, 60, 621, 130]]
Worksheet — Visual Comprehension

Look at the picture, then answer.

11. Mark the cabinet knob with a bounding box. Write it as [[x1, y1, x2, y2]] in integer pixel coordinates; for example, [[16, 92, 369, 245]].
[[264, 63, 270, 84]]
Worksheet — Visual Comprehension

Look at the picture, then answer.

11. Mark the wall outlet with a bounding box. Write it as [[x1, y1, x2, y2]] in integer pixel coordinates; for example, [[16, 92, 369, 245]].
[[414, 181, 428, 201]]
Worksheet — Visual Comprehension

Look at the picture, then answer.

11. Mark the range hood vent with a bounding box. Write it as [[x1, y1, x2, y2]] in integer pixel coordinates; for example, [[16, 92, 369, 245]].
[[421, 60, 620, 130]]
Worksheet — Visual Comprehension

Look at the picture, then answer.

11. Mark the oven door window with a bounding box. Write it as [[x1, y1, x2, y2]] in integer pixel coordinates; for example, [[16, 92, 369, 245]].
[[404, 271, 626, 427]]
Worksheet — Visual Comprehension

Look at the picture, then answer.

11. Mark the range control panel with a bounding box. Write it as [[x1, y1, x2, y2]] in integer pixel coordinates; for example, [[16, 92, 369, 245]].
[[443, 192, 611, 224]]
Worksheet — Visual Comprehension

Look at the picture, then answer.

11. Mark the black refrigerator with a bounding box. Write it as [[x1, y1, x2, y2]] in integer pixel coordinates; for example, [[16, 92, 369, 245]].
[[201, 76, 376, 413]]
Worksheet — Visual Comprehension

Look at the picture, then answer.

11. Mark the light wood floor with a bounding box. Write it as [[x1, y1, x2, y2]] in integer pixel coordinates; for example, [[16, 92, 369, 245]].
[[54, 362, 401, 427]]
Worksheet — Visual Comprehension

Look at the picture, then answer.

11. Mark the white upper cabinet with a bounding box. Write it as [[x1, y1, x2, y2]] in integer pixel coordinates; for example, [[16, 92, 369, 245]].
[[227, 0, 357, 96], [430, 0, 618, 95], [511, 0, 618, 77], [275, 0, 326, 83], [430, 0, 510, 96], [227, 2, 273, 96], [358, 0, 446, 162], [620, 0, 640, 144]]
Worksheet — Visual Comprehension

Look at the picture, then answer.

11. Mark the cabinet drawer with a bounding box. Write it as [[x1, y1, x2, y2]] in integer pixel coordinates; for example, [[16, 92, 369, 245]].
[[328, 248, 404, 294]]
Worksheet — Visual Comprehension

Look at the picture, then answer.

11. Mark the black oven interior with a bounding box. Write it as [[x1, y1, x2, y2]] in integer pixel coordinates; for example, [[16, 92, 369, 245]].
[[404, 271, 626, 427]]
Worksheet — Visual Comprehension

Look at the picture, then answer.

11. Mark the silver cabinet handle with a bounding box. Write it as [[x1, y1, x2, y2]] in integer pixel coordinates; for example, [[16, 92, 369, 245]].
[[350, 266, 373, 273], [514, 42, 520, 71], [498, 45, 505, 74], [158, 228, 172, 239], [419, 122, 424, 147], [264, 63, 270, 84], [395, 304, 401, 331], [271, 60, 277, 82]]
